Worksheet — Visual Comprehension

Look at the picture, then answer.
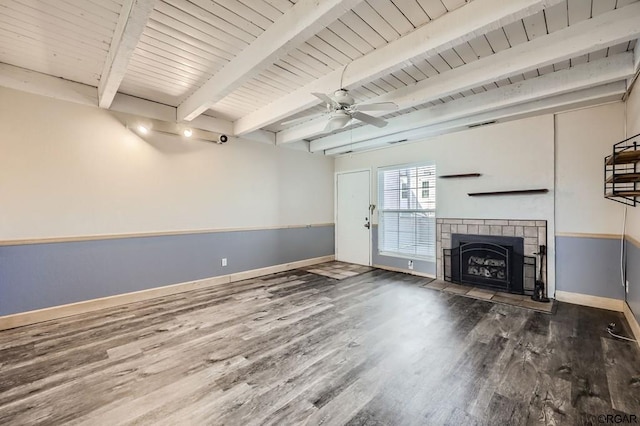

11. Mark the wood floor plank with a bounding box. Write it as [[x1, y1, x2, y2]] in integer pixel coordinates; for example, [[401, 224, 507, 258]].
[[602, 337, 640, 415], [1, 265, 639, 424]]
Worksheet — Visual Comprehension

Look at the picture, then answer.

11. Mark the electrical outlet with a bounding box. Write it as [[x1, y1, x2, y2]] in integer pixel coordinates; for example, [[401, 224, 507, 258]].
[[626, 280, 630, 293], [408, 260, 414, 270], [221, 258, 227, 267]]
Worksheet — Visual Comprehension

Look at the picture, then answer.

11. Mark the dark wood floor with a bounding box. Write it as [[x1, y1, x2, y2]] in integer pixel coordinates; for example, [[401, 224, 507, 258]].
[[1, 268, 639, 425]]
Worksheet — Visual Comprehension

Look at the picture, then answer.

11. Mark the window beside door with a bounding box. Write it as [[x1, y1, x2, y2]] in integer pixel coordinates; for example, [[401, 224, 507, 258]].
[[378, 163, 436, 260]]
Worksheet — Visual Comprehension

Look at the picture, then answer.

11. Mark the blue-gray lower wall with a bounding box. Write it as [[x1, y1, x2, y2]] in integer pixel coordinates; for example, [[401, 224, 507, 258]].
[[626, 238, 640, 326], [555, 235, 625, 300], [0, 225, 334, 316], [371, 225, 436, 276]]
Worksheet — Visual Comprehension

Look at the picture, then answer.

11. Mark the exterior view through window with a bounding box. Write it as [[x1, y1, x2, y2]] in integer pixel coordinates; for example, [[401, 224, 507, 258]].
[[378, 163, 436, 259]]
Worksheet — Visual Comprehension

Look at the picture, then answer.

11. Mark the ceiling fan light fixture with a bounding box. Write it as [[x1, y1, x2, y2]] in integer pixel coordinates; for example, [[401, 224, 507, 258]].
[[326, 111, 352, 131]]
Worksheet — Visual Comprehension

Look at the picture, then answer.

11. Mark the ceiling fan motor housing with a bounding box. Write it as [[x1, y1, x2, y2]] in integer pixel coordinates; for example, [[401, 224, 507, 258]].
[[333, 89, 354, 106]]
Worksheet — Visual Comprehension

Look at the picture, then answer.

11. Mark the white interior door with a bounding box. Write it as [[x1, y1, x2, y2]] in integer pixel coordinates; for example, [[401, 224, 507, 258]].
[[336, 170, 371, 265]]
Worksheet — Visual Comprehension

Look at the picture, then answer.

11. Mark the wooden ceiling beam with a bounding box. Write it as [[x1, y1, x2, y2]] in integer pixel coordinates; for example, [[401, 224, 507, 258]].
[[324, 83, 626, 155], [234, 0, 564, 136], [98, 0, 156, 109], [176, 0, 364, 122], [281, 3, 640, 145], [0, 62, 274, 144], [310, 53, 634, 152]]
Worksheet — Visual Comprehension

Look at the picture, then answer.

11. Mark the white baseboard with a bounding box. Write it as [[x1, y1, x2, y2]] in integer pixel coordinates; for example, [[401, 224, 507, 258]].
[[555, 290, 624, 312], [0, 255, 334, 331], [623, 302, 640, 349], [373, 264, 435, 279]]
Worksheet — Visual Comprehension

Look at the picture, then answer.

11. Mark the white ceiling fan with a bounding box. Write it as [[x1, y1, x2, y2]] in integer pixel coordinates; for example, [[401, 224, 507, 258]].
[[316, 89, 399, 131], [281, 88, 398, 132]]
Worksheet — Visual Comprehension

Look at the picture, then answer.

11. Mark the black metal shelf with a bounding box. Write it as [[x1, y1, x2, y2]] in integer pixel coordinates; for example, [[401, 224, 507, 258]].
[[468, 189, 549, 197], [604, 132, 640, 207], [439, 173, 481, 179]]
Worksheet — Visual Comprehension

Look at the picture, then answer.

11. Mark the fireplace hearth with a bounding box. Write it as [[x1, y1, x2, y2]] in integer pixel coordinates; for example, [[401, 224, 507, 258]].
[[445, 234, 530, 294]]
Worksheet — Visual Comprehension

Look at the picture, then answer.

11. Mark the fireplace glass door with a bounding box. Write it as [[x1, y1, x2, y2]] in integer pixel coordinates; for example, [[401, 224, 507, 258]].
[[459, 242, 511, 290]]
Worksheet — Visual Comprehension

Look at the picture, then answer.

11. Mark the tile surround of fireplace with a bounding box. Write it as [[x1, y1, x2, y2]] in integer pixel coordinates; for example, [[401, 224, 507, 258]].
[[436, 218, 547, 295]]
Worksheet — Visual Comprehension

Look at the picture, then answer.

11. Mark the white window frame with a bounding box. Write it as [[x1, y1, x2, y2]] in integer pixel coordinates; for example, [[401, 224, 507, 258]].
[[377, 162, 436, 261], [421, 180, 430, 199]]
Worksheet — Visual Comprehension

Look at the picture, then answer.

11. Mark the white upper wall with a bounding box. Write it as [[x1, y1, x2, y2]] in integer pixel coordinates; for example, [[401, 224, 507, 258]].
[[0, 87, 334, 240], [555, 102, 626, 235], [626, 83, 640, 241], [335, 115, 555, 223], [629, 84, 640, 137]]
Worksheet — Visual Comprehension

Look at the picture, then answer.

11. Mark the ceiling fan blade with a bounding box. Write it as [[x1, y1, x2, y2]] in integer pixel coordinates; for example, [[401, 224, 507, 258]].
[[280, 112, 325, 126], [352, 112, 388, 128], [312, 92, 334, 106], [355, 102, 398, 112]]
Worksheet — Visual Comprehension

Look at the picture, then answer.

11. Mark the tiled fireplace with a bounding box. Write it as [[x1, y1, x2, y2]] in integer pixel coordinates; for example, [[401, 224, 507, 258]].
[[436, 218, 547, 295]]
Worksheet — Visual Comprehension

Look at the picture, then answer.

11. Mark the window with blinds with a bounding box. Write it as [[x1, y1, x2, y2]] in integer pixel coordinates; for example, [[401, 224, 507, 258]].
[[378, 163, 436, 260]]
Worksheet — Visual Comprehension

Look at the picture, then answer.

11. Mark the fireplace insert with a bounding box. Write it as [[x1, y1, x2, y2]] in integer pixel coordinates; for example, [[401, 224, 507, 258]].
[[443, 234, 536, 294]]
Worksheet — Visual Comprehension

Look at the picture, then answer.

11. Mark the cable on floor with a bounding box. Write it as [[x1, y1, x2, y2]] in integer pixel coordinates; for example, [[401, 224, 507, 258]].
[[607, 323, 637, 343]]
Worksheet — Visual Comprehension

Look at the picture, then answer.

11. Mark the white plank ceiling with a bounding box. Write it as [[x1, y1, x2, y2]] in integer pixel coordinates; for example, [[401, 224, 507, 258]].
[[0, 0, 639, 153]]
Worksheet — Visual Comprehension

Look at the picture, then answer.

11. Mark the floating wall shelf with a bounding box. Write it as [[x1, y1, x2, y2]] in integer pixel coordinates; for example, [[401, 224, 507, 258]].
[[468, 189, 549, 197], [439, 173, 482, 179]]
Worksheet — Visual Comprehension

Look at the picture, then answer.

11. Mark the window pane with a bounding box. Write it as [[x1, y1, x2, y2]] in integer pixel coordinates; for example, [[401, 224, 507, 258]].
[[378, 164, 436, 259]]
